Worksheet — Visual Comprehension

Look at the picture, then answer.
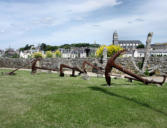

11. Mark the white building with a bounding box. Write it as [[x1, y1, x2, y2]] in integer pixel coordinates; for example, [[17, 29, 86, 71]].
[[19, 51, 32, 58], [150, 50, 167, 56], [123, 49, 167, 58], [0, 49, 4, 57], [19, 45, 44, 58], [59, 47, 96, 58]]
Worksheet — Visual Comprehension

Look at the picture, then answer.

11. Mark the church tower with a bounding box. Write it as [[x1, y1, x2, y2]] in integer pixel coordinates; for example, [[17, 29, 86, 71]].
[[113, 31, 119, 45]]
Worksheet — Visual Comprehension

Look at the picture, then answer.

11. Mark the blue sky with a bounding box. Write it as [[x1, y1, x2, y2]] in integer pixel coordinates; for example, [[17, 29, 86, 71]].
[[0, 0, 167, 49]]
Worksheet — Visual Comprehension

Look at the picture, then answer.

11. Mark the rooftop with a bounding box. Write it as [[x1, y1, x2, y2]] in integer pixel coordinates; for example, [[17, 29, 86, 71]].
[[151, 42, 167, 46], [118, 40, 142, 44]]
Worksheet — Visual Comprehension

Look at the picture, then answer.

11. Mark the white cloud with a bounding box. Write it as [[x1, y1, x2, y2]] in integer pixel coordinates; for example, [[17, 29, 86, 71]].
[[0, 0, 167, 49], [0, 0, 120, 37], [0, 0, 122, 49], [46, 0, 167, 45], [67, 0, 121, 13]]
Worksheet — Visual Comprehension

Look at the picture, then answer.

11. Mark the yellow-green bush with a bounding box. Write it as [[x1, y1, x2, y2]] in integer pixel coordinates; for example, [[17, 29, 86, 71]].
[[33, 52, 43, 58], [54, 50, 61, 57], [46, 51, 53, 58], [96, 45, 123, 57]]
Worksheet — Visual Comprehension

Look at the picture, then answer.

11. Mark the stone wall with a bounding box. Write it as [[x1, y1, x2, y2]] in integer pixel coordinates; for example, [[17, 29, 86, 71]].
[[0, 57, 166, 74], [0, 57, 101, 69], [116, 57, 167, 74]]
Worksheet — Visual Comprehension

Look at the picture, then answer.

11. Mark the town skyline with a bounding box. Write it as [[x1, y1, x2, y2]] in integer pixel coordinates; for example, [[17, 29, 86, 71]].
[[0, 0, 167, 49]]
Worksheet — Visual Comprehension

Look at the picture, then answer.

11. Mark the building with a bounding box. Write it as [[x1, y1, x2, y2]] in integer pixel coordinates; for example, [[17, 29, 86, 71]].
[[112, 31, 167, 57], [151, 42, 167, 50], [132, 49, 145, 57], [4, 48, 19, 58], [0, 49, 4, 57], [59, 47, 97, 58], [19, 50, 32, 58], [19, 45, 44, 58], [113, 31, 143, 49], [123, 49, 167, 58], [150, 50, 167, 56]]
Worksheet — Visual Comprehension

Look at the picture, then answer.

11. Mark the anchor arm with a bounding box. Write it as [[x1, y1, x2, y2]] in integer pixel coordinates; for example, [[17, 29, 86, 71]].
[[82, 61, 104, 74], [105, 50, 166, 86]]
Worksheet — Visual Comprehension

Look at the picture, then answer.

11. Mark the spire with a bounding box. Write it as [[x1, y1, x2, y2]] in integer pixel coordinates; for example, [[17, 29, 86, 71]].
[[113, 31, 119, 45], [114, 30, 117, 34]]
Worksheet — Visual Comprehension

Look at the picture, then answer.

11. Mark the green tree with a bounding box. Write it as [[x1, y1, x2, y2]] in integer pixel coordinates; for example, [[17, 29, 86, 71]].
[[137, 44, 145, 49], [40, 43, 47, 51], [46, 51, 53, 58], [19, 44, 33, 51]]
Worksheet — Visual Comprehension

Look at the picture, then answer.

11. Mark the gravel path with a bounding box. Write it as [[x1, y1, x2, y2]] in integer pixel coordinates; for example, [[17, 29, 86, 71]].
[[1, 68, 166, 83]]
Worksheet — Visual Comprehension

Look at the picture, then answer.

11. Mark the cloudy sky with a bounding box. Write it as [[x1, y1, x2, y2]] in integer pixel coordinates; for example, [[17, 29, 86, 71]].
[[0, 0, 167, 49]]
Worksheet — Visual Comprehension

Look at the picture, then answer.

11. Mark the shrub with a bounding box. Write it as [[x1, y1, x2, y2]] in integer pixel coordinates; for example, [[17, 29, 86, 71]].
[[46, 51, 53, 58], [54, 50, 61, 57], [144, 69, 150, 76], [96, 45, 123, 57], [33, 52, 43, 58], [11, 53, 20, 58], [137, 62, 143, 69], [96, 45, 106, 57]]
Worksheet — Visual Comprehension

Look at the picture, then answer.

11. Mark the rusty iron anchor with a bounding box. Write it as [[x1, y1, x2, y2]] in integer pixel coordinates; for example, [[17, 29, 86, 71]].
[[105, 50, 166, 86], [59, 64, 84, 77], [31, 57, 59, 74]]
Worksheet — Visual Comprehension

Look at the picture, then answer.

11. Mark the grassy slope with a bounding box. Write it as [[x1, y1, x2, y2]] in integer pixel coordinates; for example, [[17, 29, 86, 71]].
[[0, 69, 167, 128]]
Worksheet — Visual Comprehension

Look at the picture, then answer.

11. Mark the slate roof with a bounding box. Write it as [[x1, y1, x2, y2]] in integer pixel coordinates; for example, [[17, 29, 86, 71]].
[[137, 49, 167, 53], [151, 42, 167, 46], [59, 47, 97, 54], [118, 40, 142, 44]]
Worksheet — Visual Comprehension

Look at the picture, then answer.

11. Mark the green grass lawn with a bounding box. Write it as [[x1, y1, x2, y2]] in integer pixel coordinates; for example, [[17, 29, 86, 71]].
[[0, 69, 167, 128]]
